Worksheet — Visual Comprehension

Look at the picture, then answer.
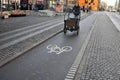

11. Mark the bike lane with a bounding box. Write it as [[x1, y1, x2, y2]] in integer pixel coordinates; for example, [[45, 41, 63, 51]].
[[0, 13, 97, 80]]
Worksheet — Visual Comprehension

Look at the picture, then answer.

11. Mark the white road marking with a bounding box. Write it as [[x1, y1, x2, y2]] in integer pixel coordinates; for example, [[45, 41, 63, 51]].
[[0, 22, 63, 50], [46, 44, 72, 55]]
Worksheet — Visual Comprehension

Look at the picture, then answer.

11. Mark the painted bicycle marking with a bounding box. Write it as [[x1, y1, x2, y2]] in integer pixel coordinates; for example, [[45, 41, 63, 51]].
[[46, 44, 72, 55]]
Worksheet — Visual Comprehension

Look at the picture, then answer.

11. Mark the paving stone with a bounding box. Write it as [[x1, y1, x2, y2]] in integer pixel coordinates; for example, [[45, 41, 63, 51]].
[[75, 13, 120, 80]]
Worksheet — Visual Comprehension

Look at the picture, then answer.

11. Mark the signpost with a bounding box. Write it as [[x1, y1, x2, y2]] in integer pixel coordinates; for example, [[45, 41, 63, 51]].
[[0, 0, 3, 18], [118, 0, 120, 15]]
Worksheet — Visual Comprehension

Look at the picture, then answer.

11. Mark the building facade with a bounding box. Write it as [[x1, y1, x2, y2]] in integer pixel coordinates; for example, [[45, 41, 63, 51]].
[[118, 0, 120, 10], [78, 0, 98, 10], [1, 0, 99, 10], [113, 0, 120, 10]]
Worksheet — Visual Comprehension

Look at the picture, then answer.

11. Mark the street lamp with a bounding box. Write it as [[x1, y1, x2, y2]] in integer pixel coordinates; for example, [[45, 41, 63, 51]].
[[119, 0, 120, 14], [15, 0, 17, 10], [66, 0, 68, 7]]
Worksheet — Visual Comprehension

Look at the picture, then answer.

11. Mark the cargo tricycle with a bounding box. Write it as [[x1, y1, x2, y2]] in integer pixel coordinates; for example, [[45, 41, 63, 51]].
[[64, 10, 80, 35]]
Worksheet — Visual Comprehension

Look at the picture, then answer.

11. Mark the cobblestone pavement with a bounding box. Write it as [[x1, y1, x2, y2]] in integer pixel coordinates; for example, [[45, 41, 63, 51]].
[[75, 13, 120, 80]]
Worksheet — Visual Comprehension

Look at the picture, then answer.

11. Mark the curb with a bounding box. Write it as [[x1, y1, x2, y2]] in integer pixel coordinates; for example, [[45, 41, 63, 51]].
[[64, 13, 98, 80]]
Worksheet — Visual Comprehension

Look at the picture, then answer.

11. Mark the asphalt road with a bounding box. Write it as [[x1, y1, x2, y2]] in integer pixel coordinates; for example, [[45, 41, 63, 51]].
[[0, 13, 97, 80], [0, 15, 63, 34]]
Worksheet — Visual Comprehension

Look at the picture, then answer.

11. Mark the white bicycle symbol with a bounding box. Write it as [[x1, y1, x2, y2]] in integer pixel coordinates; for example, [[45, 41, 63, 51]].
[[46, 44, 72, 55]]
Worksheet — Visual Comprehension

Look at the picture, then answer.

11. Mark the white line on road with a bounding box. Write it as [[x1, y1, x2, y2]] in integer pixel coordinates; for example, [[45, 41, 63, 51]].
[[0, 18, 63, 37], [0, 20, 63, 43], [0, 22, 63, 50]]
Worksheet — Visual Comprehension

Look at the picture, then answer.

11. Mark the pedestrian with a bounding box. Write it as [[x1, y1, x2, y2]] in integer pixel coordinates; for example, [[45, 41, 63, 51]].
[[72, 3, 81, 19], [89, 5, 91, 13], [55, 4, 62, 12], [40, 3, 44, 10], [38, 2, 44, 10], [12, 2, 15, 10], [16, 2, 19, 10], [29, 2, 33, 10], [83, 6, 85, 12], [86, 5, 89, 13]]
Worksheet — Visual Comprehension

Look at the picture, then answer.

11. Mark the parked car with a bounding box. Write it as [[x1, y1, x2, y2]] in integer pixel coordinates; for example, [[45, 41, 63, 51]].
[[108, 9, 117, 12], [111, 9, 117, 12]]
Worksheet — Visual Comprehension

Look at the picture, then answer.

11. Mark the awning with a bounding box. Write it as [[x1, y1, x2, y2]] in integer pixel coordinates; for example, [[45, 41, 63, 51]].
[[37, 0, 43, 2]]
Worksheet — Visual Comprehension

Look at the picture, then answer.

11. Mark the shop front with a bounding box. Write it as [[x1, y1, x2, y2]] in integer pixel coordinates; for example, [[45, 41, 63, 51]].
[[48, 0, 64, 12], [78, 0, 98, 11], [48, 0, 75, 12]]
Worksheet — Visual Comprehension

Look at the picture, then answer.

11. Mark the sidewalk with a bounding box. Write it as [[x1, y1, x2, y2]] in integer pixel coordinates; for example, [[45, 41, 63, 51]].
[[73, 12, 120, 80], [106, 12, 120, 32], [26, 10, 87, 17], [26, 10, 64, 16]]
